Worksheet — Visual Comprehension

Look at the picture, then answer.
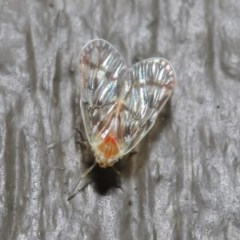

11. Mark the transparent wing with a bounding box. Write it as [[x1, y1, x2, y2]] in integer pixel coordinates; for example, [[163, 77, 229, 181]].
[[121, 58, 176, 153], [79, 39, 127, 144], [79, 39, 176, 157]]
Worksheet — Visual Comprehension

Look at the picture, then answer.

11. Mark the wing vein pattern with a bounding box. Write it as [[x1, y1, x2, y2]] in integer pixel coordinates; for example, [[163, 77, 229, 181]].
[[79, 39, 176, 157]]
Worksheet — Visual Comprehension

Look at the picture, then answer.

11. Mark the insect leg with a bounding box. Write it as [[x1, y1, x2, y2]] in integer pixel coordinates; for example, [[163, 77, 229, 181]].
[[75, 128, 88, 148]]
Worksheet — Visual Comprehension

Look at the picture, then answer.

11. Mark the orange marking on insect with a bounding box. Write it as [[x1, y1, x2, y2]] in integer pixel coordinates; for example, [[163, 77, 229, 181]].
[[97, 134, 119, 160]]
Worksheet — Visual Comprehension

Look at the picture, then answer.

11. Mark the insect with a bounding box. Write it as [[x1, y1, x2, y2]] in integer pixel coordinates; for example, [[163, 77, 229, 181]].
[[79, 39, 176, 168]]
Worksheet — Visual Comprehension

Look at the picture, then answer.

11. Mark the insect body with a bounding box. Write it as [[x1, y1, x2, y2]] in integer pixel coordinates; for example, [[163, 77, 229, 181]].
[[79, 39, 176, 168]]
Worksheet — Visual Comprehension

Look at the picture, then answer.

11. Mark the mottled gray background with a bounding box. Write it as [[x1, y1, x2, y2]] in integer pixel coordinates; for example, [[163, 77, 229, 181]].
[[0, 0, 240, 239]]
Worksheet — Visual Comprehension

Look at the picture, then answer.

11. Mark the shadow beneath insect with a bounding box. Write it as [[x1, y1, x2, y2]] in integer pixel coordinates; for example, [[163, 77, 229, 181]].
[[89, 163, 122, 195], [74, 157, 122, 196]]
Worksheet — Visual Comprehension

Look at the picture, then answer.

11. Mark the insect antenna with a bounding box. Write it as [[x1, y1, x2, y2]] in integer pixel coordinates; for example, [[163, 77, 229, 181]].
[[111, 165, 121, 176], [67, 162, 97, 201]]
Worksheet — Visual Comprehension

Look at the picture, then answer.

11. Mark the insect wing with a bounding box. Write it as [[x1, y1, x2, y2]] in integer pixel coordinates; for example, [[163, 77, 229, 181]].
[[79, 39, 176, 157], [79, 39, 126, 144], [122, 58, 176, 153]]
